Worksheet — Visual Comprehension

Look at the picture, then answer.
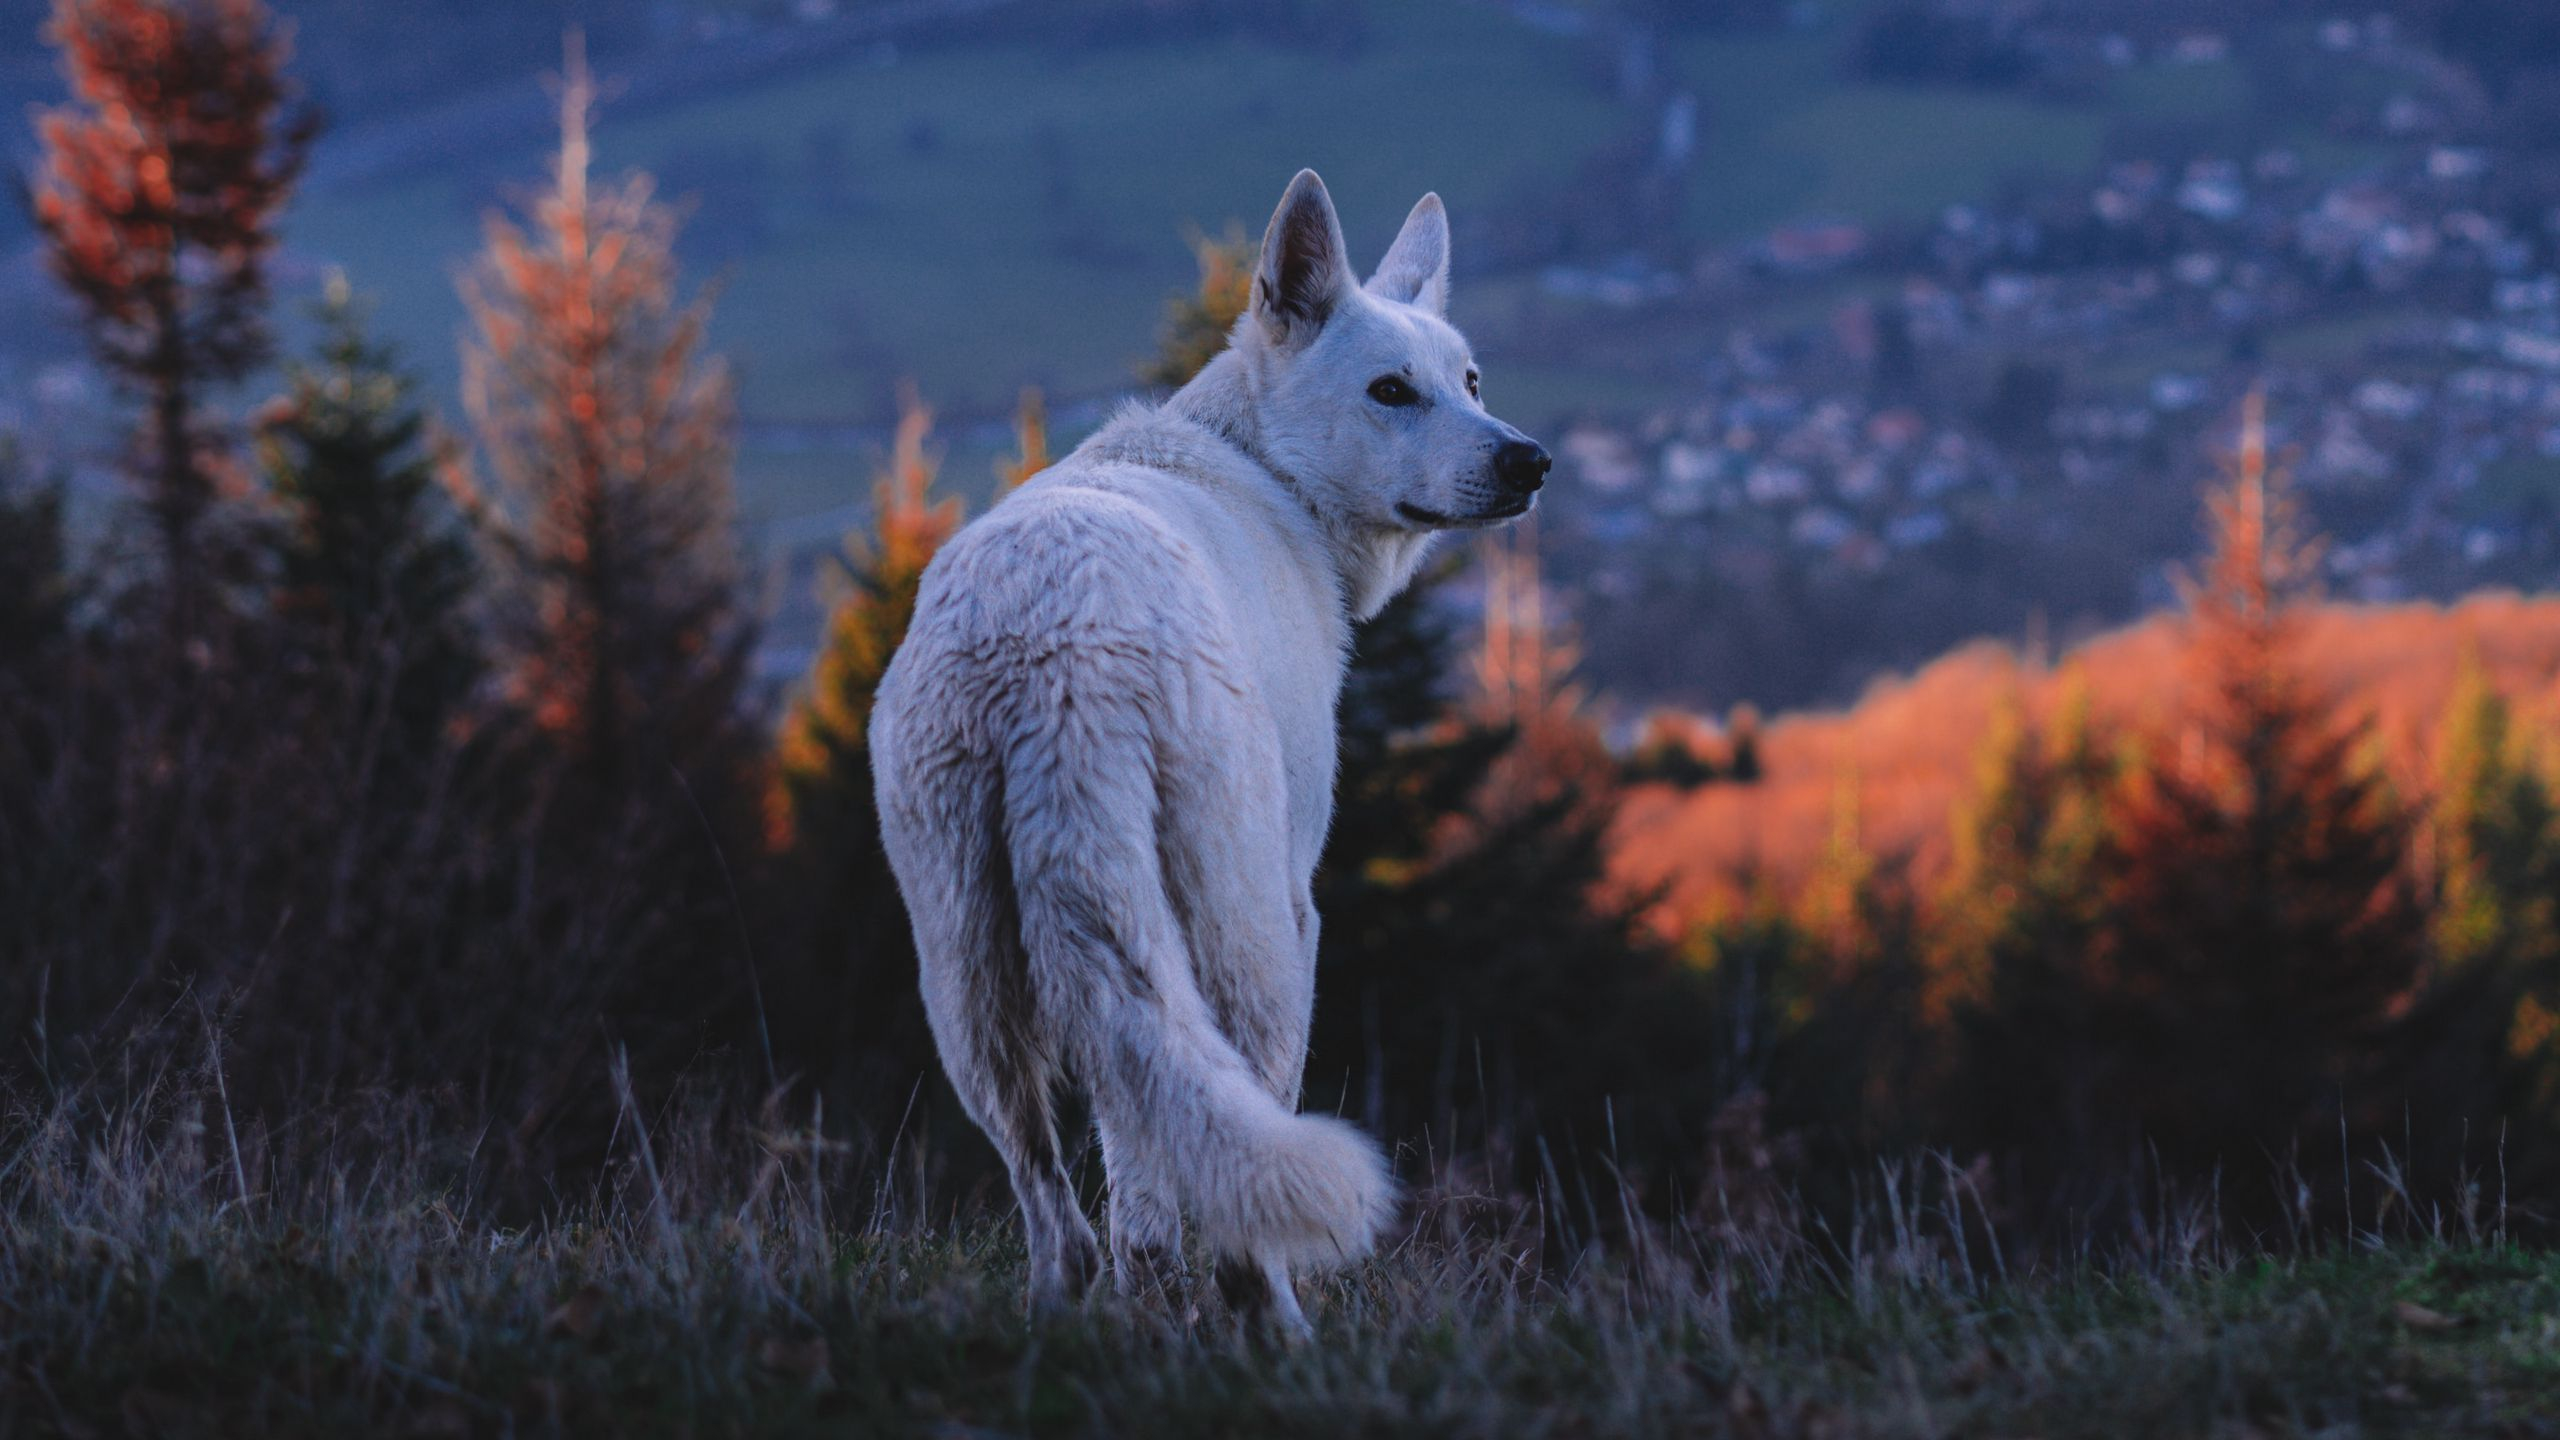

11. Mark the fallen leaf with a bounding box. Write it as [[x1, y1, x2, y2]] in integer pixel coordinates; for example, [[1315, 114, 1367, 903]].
[[545, 1283, 607, 1340], [2393, 1300, 2464, 1332]]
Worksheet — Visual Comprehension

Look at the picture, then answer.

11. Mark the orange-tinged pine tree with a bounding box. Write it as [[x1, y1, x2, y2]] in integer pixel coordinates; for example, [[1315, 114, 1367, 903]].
[[1940, 673, 2122, 1199], [1937, 689, 2043, 1014], [2092, 391, 2423, 1176], [1467, 517, 1615, 831], [993, 386, 1049, 495], [2393, 653, 2560, 1153], [460, 37, 747, 798], [772, 385, 958, 853], [1141, 224, 1253, 389], [31, 0, 314, 634], [766, 384, 960, 1115], [2428, 653, 2560, 974]]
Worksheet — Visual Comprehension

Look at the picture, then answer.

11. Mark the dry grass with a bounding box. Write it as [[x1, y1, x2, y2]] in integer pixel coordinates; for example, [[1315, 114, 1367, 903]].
[[4, 1051, 2556, 1438]]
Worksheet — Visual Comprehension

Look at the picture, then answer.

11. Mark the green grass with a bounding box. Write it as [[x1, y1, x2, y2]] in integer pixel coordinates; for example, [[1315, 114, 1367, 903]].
[[2468, 453, 2560, 524], [2109, 58, 2253, 125], [2262, 304, 2434, 366], [1669, 26, 2215, 243], [1665, 31, 2393, 246], [1681, 58, 2109, 238], [288, 5, 1627, 431], [286, 3, 1634, 541], [2070, 301, 2435, 403], [10, 1079, 2560, 1437]]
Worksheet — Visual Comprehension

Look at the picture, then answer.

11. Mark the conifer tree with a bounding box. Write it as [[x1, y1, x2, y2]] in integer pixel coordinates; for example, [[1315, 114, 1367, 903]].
[[1779, 770, 1929, 1142], [1938, 682, 2113, 1007], [1141, 225, 1254, 390], [1725, 704, 1764, 783], [1941, 675, 2121, 1200], [2429, 654, 2559, 974], [31, 0, 314, 635], [460, 38, 748, 799], [2387, 656, 2560, 1165], [0, 447, 70, 953], [1466, 518, 1613, 828], [0, 448, 71, 684], [768, 387, 959, 1112], [1312, 536, 1696, 1148], [773, 387, 956, 850], [1309, 565, 1688, 1145], [1625, 708, 1722, 788], [1938, 691, 2044, 1003], [259, 274, 477, 755], [2093, 392, 2423, 1176], [994, 386, 1049, 494], [447, 42, 759, 1138]]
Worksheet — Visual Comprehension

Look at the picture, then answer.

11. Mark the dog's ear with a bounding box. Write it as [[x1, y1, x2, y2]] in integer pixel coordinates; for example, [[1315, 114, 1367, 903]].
[[1366, 193, 1449, 315], [1253, 169, 1354, 347]]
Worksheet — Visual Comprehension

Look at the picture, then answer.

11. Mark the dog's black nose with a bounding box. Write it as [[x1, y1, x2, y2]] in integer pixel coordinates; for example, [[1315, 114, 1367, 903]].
[[1494, 439, 1550, 494]]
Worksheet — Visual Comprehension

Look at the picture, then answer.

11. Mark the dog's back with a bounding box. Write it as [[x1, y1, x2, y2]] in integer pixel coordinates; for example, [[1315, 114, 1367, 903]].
[[871, 169, 1546, 1326], [871, 402, 1394, 1312]]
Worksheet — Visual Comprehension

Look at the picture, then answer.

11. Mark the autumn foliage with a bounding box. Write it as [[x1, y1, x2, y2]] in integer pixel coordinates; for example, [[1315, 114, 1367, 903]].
[[2077, 398, 2422, 1179], [1614, 598, 2560, 927], [1141, 224, 1254, 389], [764, 385, 962, 1120], [460, 37, 748, 800], [1607, 396, 2560, 1221], [32, 0, 314, 627]]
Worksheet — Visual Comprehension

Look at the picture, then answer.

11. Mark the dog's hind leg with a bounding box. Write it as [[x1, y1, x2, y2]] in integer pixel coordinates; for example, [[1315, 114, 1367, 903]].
[[968, 1038, 1098, 1314], [1098, 1115, 1186, 1304], [1214, 1253, 1311, 1339], [897, 758, 1100, 1314], [1154, 693, 1340, 1339], [936, 938, 1100, 1312]]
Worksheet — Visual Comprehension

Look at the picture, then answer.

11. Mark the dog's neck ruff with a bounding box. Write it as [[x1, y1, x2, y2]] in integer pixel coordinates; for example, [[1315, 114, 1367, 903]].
[[1152, 351, 1434, 621], [1158, 349, 1296, 484]]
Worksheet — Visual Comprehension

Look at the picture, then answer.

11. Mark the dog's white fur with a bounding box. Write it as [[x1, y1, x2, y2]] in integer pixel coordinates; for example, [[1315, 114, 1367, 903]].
[[871, 171, 1542, 1329]]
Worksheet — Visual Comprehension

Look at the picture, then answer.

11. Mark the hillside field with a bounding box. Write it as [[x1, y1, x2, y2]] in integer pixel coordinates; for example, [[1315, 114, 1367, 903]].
[[269, 3, 2388, 545]]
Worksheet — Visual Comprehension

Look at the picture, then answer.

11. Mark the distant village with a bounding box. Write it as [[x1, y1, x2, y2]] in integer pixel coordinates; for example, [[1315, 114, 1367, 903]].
[[1509, 5, 2560, 711]]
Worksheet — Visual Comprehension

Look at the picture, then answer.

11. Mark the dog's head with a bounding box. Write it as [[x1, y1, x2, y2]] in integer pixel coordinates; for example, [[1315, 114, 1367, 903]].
[[1236, 170, 1548, 533]]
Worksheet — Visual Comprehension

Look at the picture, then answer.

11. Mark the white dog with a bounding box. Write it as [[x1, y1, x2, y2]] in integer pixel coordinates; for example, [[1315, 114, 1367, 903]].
[[871, 170, 1549, 1331]]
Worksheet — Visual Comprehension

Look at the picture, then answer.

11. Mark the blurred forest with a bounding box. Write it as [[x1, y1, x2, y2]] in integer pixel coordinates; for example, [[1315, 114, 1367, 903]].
[[6, 0, 2560, 1265]]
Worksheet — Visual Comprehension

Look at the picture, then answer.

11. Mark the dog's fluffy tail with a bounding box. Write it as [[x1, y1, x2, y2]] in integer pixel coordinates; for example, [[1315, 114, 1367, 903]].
[[1086, 980, 1395, 1268], [1001, 735, 1394, 1270]]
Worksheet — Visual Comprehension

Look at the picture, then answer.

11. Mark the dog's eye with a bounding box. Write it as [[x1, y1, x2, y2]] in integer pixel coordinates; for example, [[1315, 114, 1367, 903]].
[[1366, 375, 1419, 407], [1465, 369, 1480, 400]]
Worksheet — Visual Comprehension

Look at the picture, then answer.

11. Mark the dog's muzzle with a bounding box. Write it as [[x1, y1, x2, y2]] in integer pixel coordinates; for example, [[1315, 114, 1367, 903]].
[[1395, 440, 1552, 528], [1493, 439, 1551, 498]]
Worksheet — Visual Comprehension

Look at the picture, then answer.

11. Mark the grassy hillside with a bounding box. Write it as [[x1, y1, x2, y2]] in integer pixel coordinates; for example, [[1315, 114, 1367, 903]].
[[12, 1081, 2554, 1438], [285, 6, 1628, 422], [267, 4, 2395, 545]]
